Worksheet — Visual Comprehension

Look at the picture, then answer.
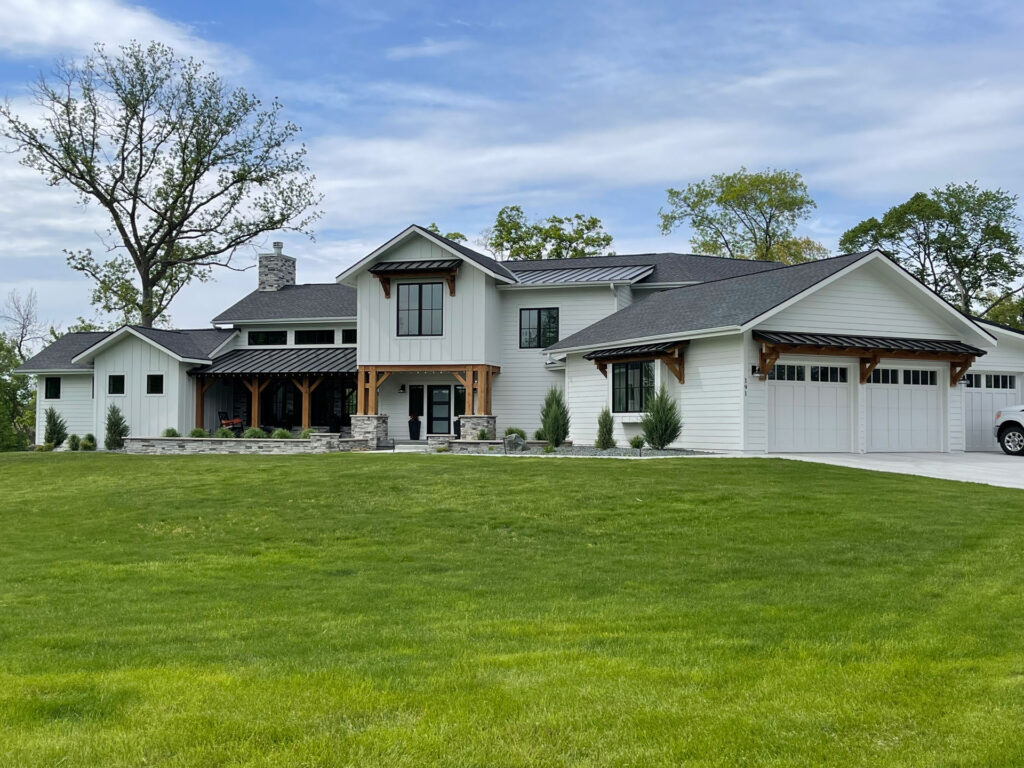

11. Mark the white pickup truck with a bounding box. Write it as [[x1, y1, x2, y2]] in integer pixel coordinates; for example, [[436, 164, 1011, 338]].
[[995, 406, 1024, 455]]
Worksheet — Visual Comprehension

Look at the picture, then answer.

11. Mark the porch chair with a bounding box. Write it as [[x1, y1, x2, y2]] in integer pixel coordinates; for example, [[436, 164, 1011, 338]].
[[218, 411, 244, 435]]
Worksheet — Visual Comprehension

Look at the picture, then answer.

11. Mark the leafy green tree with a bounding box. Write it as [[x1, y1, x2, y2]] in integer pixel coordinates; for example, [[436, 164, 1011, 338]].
[[0, 41, 321, 327], [840, 183, 1023, 315], [641, 386, 682, 450], [485, 205, 613, 260], [44, 407, 68, 447], [426, 222, 467, 243], [104, 404, 130, 450], [981, 292, 1024, 329], [539, 387, 570, 447], [595, 406, 616, 449], [0, 333, 33, 451], [660, 167, 826, 263]]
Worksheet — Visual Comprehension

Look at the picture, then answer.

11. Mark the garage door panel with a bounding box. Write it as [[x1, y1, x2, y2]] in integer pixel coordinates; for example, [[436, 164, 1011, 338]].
[[866, 367, 942, 452], [965, 374, 1020, 451], [768, 364, 852, 453]]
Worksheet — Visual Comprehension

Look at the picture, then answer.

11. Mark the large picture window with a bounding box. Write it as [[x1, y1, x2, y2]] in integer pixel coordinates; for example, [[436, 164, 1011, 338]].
[[519, 308, 559, 348], [397, 282, 443, 336], [612, 360, 655, 413]]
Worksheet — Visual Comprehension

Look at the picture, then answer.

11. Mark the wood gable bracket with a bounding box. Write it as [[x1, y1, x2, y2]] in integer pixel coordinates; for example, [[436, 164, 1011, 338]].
[[859, 354, 881, 384], [757, 344, 781, 377], [590, 342, 687, 384], [373, 269, 458, 299], [950, 356, 975, 387]]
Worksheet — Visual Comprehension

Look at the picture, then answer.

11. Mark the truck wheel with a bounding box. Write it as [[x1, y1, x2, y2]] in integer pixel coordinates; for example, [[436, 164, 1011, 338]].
[[999, 425, 1024, 456]]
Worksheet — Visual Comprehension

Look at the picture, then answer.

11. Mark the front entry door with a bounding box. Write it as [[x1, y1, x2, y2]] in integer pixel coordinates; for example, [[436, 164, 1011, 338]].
[[427, 385, 451, 435]]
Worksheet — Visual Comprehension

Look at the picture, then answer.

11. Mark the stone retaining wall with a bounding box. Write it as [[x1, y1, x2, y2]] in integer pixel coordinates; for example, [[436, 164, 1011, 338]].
[[124, 434, 369, 455]]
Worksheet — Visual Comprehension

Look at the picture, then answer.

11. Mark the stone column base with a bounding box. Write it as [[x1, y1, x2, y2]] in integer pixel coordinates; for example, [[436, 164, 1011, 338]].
[[351, 414, 389, 448], [459, 414, 497, 440]]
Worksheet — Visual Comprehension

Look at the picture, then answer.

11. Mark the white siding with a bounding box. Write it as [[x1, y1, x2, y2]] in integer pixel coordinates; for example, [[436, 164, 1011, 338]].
[[973, 327, 1024, 373], [765, 259, 969, 338], [35, 374, 94, 443], [376, 373, 463, 440], [565, 353, 609, 445], [92, 335, 188, 445], [232, 322, 356, 348], [677, 335, 746, 451]]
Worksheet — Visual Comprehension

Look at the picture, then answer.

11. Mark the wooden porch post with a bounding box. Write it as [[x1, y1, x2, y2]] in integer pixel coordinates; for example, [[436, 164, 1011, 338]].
[[195, 377, 213, 429], [479, 365, 491, 414], [242, 376, 272, 428], [292, 377, 324, 429]]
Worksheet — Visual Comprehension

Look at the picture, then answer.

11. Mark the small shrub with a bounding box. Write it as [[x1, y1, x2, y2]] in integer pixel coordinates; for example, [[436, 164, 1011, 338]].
[[629, 434, 645, 451], [595, 407, 616, 450], [34, 443, 55, 452], [81, 434, 96, 451], [214, 427, 236, 438], [161, 427, 180, 438], [300, 428, 315, 439], [543, 444, 555, 454], [504, 426, 527, 439], [435, 445, 450, 453], [476, 428, 491, 440], [539, 387, 570, 447], [534, 429, 546, 441], [189, 428, 208, 438], [242, 427, 268, 439], [641, 385, 682, 450], [44, 407, 68, 447], [104, 405, 130, 450], [67, 434, 81, 451], [270, 428, 293, 439]]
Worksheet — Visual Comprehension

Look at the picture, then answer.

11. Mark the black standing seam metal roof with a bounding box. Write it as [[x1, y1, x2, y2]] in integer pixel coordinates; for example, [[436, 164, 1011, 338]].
[[511, 265, 655, 285], [368, 259, 462, 274], [504, 252, 782, 284], [754, 331, 987, 356], [583, 341, 684, 360], [191, 346, 358, 375], [413, 226, 518, 282], [213, 283, 357, 324]]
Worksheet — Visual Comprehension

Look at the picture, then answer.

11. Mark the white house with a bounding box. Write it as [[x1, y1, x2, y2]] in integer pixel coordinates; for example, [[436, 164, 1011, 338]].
[[18, 225, 1024, 453]]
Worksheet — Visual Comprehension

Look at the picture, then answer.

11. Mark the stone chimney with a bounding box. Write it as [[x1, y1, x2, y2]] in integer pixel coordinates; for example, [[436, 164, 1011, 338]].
[[258, 241, 296, 291]]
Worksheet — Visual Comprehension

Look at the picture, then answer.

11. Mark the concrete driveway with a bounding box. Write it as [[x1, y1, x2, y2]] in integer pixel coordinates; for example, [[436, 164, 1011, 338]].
[[771, 452, 1024, 491]]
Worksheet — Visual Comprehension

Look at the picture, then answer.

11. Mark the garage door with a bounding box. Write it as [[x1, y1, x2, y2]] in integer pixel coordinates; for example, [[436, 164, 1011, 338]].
[[866, 367, 943, 452], [964, 373, 1020, 451], [768, 363, 852, 452]]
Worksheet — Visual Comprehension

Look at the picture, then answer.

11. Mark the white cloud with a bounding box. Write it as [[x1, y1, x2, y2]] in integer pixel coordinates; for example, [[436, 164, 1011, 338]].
[[385, 38, 472, 60]]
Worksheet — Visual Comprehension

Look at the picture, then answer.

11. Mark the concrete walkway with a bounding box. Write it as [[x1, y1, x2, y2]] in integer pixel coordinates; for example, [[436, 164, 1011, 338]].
[[771, 452, 1024, 491]]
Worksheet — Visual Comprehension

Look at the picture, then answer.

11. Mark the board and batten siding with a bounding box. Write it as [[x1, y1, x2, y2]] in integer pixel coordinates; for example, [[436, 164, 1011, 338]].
[[493, 285, 622, 436], [35, 373, 94, 444], [355, 237, 500, 366], [765, 259, 968, 338], [92, 335, 188, 446]]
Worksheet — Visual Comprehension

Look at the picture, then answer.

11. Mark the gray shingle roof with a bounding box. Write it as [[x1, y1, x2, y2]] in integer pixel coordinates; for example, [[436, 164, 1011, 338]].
[[547, 252, 874, 352], [15, 331, 110, 372], [505, 252, 781, 284], [416, 226, 518, 282], [192, 346, 357, 375], [213, 283, 357, 324], [130, 327, 235, 360]]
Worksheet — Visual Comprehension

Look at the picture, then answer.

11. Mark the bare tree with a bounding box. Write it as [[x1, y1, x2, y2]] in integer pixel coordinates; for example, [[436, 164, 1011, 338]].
[[1, 289, 46, 362]]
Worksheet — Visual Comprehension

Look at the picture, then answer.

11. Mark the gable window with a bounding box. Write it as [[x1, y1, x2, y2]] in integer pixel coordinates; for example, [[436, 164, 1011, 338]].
[[397, 282, 443, 337], [295, 329, 335, 345], [767, 364, 805, 381], [985, 374, 1016, 390], [341, 328, 357, 344], [146, 374, 164, 395], [963, 373, 982, 388], [810, 366, 848, 383], [248, 330, 287, 346], [108, 374, 125, 395], [869, 368, 899, 384], [612, 360, 655, 413], [519, 308, 559, 348], [903, 369, 937, 386], [44, 377, 61, 399]]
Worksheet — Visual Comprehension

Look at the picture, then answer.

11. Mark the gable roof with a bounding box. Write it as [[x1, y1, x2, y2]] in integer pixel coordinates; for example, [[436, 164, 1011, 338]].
[[71, 326, 235, 365], [505, 252, 781, 284], [213, 283, 357, 324], [15, 331, 110, 373], [546, 251, 876, 352], [970, 316, 1024, 338]]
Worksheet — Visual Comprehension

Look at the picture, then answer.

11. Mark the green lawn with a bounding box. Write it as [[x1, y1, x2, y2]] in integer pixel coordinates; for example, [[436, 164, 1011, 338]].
[[0, 453, 1023, 767]]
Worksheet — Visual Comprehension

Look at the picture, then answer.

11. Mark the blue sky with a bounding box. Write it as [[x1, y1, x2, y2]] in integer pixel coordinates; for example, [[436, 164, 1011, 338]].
[[1, 0, 1023, 328]]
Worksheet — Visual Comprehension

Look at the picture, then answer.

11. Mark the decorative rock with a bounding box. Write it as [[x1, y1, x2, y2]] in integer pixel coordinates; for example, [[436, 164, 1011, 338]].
[[504, 433, 528, 452]]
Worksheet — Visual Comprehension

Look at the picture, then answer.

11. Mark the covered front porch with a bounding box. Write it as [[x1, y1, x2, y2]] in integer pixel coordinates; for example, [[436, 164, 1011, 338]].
[[191, 347, 358, 433]]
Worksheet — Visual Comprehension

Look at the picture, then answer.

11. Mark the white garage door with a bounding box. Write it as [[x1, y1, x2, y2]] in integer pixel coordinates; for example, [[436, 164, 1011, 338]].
[[768, 363, 852, 452], [964, 373, 1020, 451], [866, 367, 943, 452]]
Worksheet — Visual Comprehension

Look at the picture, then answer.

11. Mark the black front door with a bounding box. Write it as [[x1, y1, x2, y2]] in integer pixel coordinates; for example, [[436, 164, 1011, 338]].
[[427, 385, 451, 435]]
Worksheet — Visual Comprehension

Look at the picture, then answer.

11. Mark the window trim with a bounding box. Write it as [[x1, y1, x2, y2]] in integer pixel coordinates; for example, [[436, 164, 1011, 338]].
[[341, 328, 357, 345], [519, 307, 560, 349], [396, 282, 444, 338], [146, 373, 165, 396], [611, 360, 656, 413], [43, 376, 61, 400], [107, 373, 126, 396]]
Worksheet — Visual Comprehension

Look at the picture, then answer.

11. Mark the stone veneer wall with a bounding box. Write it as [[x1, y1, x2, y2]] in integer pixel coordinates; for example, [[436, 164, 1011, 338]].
[[350, 414, 389, 448], [258, 246, 297, 291], [458, 415, 497, 439], [124, 434, 369, 455]]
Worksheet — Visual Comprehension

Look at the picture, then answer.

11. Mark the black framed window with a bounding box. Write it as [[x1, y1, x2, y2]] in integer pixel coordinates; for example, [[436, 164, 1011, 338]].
[[294, 329, 334, 345], [397, 283, 443, 337], [612, 361, 655, 413], [903, 369, 937, 386], [108, 374, 125, 395], [408, 384, 424, 418], [519, 308, 559, 348], [767, 364, 805, 381], [146, 374, 164, 395], [985, 374, 1016, 389], [341, 328, 357, 344], [248, 330, 287, 345], [810, 366, 848, 383], [869, 368, 899, 384], [44, 377, 61, 399]]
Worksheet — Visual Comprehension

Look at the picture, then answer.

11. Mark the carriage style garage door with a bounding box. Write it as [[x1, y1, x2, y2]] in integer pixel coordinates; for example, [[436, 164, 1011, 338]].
[[767, 363, 853, 452], [865, 367, 943, 452], [964, 373, 1019, 451]]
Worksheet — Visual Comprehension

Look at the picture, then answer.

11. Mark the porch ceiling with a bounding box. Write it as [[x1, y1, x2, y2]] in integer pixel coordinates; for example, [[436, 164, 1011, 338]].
[[191, 347, 357, 376]]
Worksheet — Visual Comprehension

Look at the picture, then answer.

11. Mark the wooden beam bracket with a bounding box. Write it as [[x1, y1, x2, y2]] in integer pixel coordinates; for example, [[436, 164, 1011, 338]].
[[859, 354, 881, 384], [950, 356, 975, 387]]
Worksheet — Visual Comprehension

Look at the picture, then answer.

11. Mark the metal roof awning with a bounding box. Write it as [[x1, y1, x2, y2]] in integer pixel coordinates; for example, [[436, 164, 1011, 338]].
[[512, 264, 655, 285], [191, 347, 357, 376], [583, 341, 685, 360], [754, 331, 986, 357], [368, 259, 462, 274], [582, 340, 687, 383]]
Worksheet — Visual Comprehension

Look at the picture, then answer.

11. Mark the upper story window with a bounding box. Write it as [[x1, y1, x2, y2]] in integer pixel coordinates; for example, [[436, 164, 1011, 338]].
[[108, 374, 125, 395], [341, 328, 357, 344], [397, 282, 443, 337], [44, 377, 61, 399], [146, 374, 164, 395], [248, 330, 287, 346], [612, 360, 655, 413], [294, 329, 334, 345], [519, 308, 559, 348]]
